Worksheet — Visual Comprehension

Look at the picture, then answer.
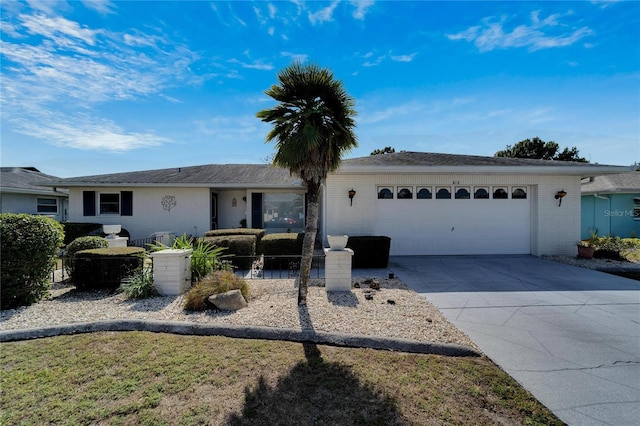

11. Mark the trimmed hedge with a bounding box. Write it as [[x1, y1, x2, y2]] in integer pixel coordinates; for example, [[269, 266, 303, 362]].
[[204, 228, 265, 243], [346, 236, 391, 268], [73, 247, 145, 290], [258, 233, 305, 255], [1, 213, 64, 309], [65, 236, 109, 275], [61, 222, 102, 245], [202, 235, 256, 270], [61, 222, 131, 245], [258, 233, 305, 270]]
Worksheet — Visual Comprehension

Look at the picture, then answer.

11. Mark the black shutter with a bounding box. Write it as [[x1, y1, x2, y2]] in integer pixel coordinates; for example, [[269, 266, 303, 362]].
[[251, 193, 263, 228], [83, 191, 96, 216], [121, 191, 133, 216]]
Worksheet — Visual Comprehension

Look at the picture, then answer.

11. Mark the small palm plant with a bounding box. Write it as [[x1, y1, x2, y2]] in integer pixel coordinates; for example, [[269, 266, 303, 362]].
[[148, 234, 231, 282]]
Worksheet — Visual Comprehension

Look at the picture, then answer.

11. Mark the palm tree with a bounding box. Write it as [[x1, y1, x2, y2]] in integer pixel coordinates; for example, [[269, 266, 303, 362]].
[[257, 62, 358, 305]]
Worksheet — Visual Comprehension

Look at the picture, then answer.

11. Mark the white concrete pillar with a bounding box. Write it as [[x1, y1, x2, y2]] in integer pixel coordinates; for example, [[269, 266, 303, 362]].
[[106, 236, 128, 248], [150, 248, 192, 295], [324, 248, 354, 291]]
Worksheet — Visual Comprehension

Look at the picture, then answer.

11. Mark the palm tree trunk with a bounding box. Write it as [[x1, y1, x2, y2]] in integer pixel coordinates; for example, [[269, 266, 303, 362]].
[[298, 182, 320, 305]]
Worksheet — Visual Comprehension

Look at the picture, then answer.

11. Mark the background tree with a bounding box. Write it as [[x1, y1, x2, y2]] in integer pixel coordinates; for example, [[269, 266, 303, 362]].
[[371, 146, 395, 155], [257, 62, 358, 305], [495, 137, 588, 162]]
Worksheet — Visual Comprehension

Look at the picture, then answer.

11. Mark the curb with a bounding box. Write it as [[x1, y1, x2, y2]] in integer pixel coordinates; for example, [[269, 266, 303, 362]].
[[0, 320, 481, 357]]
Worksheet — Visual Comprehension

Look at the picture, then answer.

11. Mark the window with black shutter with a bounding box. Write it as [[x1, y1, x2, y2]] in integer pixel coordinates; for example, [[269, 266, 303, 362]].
[[83, 191, 96, 216], [121, 191, 133, 216]]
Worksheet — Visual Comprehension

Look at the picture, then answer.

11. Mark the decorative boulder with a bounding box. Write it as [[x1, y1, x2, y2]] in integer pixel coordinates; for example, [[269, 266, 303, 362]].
[[208, 290, 248, 311]]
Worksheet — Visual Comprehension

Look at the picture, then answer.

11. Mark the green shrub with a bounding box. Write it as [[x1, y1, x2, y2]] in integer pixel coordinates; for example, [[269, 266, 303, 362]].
[[1, 213, 64, 309], [592, 236, 638, 260], [119, 267, 155, 299], [202, 235, 256, 270], [347, 236, 391, 268], [65, 236, 109, 275], [184, 270, 249, 311], [73, 247, 145, 290], [204, 228, 265, 244], [257, 233, 306, 270], [61, 222, 102, 245], [258, 233, 304, 255]]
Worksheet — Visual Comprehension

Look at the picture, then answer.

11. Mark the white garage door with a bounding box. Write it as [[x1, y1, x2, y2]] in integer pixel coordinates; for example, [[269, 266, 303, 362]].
[[374, 186, 531, 255]]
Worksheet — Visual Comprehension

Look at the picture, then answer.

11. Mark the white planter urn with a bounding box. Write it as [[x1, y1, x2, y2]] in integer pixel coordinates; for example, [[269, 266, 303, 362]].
[[103, 224, 122, 238], [327, 235, 349, 251]]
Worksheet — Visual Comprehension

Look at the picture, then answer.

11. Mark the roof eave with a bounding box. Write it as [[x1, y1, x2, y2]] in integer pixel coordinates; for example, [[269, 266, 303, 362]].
[[333, 164, 632, 177], [0, 187, 69, 196], [37, 182, 305, 190]]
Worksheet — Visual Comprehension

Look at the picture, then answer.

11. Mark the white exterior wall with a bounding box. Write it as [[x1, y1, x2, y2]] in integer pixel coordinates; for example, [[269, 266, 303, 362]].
[[325, 172, 582, 256], [217, 190, 248, 229], [531, 175, 581, 256], [68, 187, 211, 240]]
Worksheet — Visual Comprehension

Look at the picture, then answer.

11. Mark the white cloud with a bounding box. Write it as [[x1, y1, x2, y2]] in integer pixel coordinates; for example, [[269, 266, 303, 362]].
[[447, 12, 593, 52], [390, 53, 417, 62], [21, 13, 99, 46], [81, 0, 116, 15], [0, 8, 200, 151], [308, 0, 339, 25], [350, 0, 374, 20], [12, 110, 166, 152], [281, 52, 308, 63], [228, 58, 274, 71]]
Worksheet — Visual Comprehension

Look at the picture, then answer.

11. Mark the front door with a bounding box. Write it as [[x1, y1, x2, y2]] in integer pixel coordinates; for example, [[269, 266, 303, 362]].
[[211, 192, 218, 230]]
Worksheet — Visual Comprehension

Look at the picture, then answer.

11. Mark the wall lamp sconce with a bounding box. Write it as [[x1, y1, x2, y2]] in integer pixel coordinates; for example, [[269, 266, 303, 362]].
[[555, 190, 567, 206], [348, 188, 356, 206]]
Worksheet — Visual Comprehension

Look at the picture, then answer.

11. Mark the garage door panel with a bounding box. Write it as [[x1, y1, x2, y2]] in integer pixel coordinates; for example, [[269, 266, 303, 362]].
[[375, 198, 530, 255]]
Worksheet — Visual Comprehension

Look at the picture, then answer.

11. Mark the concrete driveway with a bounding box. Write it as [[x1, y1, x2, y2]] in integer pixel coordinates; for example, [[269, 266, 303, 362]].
[[388, 255, 640, 426]]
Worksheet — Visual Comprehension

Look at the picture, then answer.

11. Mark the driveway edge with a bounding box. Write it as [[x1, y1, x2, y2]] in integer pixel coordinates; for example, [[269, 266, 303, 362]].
[[0, 319, 481, 357]]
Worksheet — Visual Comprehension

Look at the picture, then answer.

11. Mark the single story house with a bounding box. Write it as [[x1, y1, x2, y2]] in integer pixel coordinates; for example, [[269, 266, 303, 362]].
[[581, 172, 640, 239], [0, 167, 69, 222], [43, 152, 630, 256]]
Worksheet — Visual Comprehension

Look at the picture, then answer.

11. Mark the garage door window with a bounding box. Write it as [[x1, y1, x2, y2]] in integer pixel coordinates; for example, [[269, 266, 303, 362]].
[[397, 187, 413, 199], [417, 187, 432, 199], [455, 187, 470, 199], [512, 187, 527, 199], [493, 187, 508, 199], [474, 187, 489, 199], [436, 187, 451, 199], [378, 187, 393, 199]]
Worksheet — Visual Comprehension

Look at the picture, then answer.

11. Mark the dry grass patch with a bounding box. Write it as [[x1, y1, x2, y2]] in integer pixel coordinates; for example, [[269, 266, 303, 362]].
[[1, 332, 562, 425]]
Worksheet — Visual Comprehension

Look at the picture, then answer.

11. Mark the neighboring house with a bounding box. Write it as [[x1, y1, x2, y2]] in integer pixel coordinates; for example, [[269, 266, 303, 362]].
[[0, 167, 69, 222], [42, 152, 630, 256], [581, 172, 640, 239]]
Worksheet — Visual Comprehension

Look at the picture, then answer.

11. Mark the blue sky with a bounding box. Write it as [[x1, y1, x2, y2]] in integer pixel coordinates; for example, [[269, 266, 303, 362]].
[[1, 0, 638, 178]]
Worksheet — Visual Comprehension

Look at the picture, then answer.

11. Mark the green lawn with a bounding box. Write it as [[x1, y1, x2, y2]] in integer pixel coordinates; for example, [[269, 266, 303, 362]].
[[1, 332, 563, 425]]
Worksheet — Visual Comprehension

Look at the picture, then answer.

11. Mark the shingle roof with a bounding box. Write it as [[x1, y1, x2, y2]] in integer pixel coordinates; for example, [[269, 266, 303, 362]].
[[338, 151, 630, 177], [0, 167, 68, 195], [581, 172, 640, 194], [45, 164, 302, 188], [342, 151, 598, 167]]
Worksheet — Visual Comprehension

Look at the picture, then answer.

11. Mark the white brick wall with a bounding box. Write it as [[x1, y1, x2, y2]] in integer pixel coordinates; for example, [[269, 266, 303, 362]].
[[324, 248, 353, 291], [150, 248, 192, 296]]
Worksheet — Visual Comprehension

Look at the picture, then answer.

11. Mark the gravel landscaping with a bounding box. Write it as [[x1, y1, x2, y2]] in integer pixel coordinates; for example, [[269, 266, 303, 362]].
[[0, 274, 479, 351]]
